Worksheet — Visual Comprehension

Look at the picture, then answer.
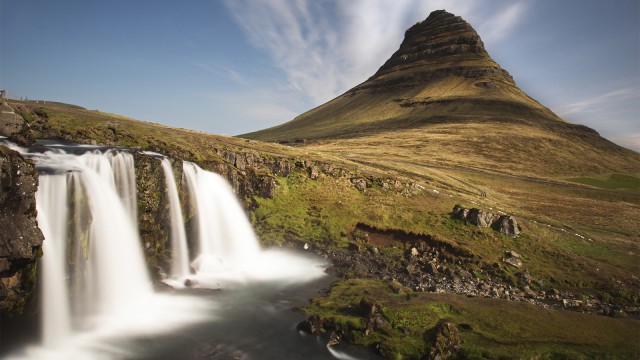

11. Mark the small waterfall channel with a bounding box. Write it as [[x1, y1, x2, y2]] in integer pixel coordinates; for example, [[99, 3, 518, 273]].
[[4, 141, 361, 359]]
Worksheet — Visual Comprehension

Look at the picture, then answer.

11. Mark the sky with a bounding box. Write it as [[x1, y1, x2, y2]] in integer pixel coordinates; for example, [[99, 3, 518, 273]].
[[1, 0, 639, 151]]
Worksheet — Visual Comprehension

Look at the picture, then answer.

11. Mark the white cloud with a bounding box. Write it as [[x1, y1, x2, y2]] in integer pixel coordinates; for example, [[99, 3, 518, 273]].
[[611, 133, 640, 152], [221, 0, 528, 112], [555, 87, 639, 117], [476, 3, 528, 45]]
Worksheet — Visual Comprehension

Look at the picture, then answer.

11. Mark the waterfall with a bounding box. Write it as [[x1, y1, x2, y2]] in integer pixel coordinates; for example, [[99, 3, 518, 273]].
[[183, 162, 261, 278], [160, 158, 190, 278], [6, 141, 325, 358], [106, 150, 138, 222], [35, 149, 151, 343], [181, 162, 325, 287], [36, 175, 72, 346]]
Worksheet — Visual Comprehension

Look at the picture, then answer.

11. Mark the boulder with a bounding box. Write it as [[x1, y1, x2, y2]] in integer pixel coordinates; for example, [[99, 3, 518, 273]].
[[308, 166, 319, 179], [493, 215, 521, 238], [467, 208, 500, 227], [297, 314, 323, 335], [426, 321, 462, 360], [452, 205, 521, 238], [503, 251, 522, 268]]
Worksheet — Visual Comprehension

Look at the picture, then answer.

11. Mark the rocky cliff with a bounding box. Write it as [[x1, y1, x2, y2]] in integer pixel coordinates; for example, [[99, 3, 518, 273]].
[[0, 145, 43, 349]]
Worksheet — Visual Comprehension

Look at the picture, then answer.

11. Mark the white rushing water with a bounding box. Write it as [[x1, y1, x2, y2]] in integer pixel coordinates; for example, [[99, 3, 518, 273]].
[[161, 158, 190, 278], [35, 150, 152, 342], [181, 162, 326, 288], [36, 175, 72, 346], [183, 162, 261, 279]]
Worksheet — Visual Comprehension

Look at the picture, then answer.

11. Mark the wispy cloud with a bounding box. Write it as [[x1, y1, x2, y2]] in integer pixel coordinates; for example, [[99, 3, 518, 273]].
[[555, 87, 639, 116], [612, 133, 640, 152], [477, 2, 528, 44], [221, 0, 528, 109], [191, 61, 251, 86]]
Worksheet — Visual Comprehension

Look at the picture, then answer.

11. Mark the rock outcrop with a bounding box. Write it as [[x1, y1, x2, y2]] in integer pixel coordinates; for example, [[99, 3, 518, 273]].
[[0, 145, 44, 316], [452, 205, 521, 238], [0, 102, 27, 138]]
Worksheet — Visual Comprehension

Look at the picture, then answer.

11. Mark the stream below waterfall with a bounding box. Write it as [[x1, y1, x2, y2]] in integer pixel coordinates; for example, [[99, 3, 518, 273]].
[[9, 257, 382, 360], [1, 140, 382, 360]]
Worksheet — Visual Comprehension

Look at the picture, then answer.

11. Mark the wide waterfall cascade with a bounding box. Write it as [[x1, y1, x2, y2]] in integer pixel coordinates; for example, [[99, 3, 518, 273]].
[[4, 140, 340, 359], [161, 158, 190, 278], [14, 146, 212, 359]]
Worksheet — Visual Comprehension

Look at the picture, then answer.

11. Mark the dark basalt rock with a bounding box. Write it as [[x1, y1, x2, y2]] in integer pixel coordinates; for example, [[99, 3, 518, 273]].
[[0, 145, 43, 352]]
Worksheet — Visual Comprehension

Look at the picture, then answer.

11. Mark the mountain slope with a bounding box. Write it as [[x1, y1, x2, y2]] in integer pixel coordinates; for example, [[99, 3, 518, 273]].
[[241, 10, 640, 178]]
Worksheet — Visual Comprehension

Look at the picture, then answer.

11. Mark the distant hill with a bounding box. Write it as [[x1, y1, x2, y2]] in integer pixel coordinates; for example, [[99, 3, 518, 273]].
[[241, 10, 640, 178]]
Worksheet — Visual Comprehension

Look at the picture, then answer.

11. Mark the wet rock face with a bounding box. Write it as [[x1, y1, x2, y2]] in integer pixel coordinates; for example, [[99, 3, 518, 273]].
[[134, 153, 173, 276], [0, 145, 44, 315]]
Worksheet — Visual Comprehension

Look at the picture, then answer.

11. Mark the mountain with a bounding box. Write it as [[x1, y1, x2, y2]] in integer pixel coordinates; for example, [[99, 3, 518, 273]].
[[241, 10, 640, 178]]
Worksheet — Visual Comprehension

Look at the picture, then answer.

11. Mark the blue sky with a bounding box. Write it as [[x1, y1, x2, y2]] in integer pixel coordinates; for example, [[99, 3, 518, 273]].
[[1, 0, 638, 150]]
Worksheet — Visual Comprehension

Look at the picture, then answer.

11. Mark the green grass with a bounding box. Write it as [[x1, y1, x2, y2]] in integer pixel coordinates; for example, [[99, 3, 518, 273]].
[[568, 174, 640, 191], [303, 279, 640, 359]]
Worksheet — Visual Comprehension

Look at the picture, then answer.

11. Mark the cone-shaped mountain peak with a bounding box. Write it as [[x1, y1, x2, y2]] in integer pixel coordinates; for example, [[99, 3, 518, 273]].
[[374, 10, 498, 78], [241, 10, 640, 178], [356, 9, 513, 94]]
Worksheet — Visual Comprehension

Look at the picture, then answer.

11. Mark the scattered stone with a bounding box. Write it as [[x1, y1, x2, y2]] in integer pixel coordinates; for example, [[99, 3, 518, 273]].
[[520, 269, 532, 285], [503, 251, 522, 268], [297, 315, 323, 335], [425, 262, 438, 274], [351, 178, 368, 192], [348, 242, 361, 252], [327, 331, 341, 346], [309, 166, 319, 179]]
